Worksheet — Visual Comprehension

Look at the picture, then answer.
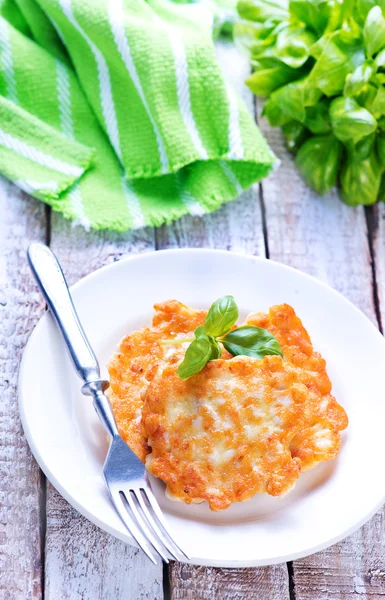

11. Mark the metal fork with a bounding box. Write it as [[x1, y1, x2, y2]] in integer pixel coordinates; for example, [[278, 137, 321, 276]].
[[27, 243, 189, 565]]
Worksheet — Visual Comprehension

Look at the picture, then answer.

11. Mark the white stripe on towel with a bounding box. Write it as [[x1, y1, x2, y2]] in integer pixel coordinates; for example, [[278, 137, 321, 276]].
[[59, 0, 123, 163], [121, 176, 146, 229], [0, 129, 84, 176], [163, 22, 208, 160], [225, 84, 244, 160], [219, 160, 243, 195], [108, 0, 169, 174]]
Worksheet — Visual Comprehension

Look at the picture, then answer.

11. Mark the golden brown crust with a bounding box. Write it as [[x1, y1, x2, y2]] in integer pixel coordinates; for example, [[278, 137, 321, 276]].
[[246, 304, 348, 470], [107, 300, 207, 461], [143, 356, 308, 511]]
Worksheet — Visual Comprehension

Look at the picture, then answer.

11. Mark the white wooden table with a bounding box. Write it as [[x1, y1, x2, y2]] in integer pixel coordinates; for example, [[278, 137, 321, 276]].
[[2, 42, 385, 600]]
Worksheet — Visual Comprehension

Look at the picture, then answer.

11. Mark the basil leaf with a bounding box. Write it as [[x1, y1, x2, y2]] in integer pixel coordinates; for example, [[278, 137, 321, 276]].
[[289, 0, 332, 35], [341, 148, 383, 206], [355, 133, 376, 160], [295, 134, 343, 194], [177, 327, 213, 380], [307, 32, 365, 97], [370, 86, 385, 119], [282, 120, 309, 153], [344, 61, 374, 97], [222, 326, 283, 359], [330, 97, 377, 145], [377, 132, 385, 165], [375, 48, 385, 68], [275, 24, 316, 68], [364, 7, 385, 58], [245, 58, 306, 97], [304, 98, 331, 134], [263, 78, 307, 126], [238, 0, 289, 23], [209, 335, 222, 360], [354, 0, 385, 25], [204, 295, 238, 337]]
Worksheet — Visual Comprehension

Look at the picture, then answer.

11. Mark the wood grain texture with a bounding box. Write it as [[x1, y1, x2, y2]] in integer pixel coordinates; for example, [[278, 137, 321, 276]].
[[45, 485, 163, 600], [0, 179, 46, 600], [258, 114, 385, 598], [44, 216, 162, 600], [169, 563, 291, 600]]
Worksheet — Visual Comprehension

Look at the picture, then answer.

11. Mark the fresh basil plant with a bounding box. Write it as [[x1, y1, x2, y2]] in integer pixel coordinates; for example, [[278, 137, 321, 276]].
[[234, 0, 385, 206]]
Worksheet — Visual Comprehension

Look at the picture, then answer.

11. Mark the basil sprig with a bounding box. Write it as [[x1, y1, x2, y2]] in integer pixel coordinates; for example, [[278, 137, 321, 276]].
[[169, 296, 283, 380]]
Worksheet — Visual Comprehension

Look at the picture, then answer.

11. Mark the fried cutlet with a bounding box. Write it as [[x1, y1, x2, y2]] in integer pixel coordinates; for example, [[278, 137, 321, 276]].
[[245, 304, 348, 470], [107, 300, 207, 460], [108, 300, 348, 510], [142, 355, 310, 511]]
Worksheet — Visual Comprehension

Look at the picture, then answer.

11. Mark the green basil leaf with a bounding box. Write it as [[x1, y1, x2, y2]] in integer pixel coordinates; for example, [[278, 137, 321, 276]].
[[378, 116, 385, 132], [238, 0, 289, 23], [295, 134, 343, 194], [354, 0, 385, 25], [307, 32, 365, 97], [263, 77, 321, 126], [364, 7, 385, 58], [304, 98, 331, 134], [204, 295, 238, 337], [376, 132, 385, 165], [344, 61, 375, 97], [356, 82, 378, 112], [369, 86, 385, 119], [209, 335, 223, 360], [341, 148, 383, 206], [330, 96, 377, 144], [275, 24, 316, 68], [355, 133, 376, 160], [221, 326, 283, 359], [375, 48, 385, 68], [234, 19, 278, 59], [289, 0, 332, 35], [245, 59, 306, 97], [177, 327, 213, 380], [282, 120, 310, 153]]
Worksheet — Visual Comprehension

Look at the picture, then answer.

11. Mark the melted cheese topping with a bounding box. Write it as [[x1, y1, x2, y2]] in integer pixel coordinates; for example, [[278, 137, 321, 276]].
[[246, 304, 348, 470], [143, 355, 310, 511]]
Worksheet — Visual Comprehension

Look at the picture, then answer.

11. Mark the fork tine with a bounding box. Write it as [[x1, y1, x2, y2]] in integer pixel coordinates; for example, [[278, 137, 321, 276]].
[[109, 489, 159, 565], [136, 491, 182, 562], [141, 487, 190, 561], [124, 491, 170, 564]]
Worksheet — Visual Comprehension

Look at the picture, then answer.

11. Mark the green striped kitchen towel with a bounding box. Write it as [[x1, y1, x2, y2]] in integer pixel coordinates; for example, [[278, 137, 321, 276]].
[[0, 0, 275, 231]]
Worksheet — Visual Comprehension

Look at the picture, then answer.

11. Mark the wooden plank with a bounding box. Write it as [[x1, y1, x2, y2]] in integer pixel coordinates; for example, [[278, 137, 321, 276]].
[[44, 217, 163, 600], [258, 112, 383, 598], [160, 40, 290, 600], [0, 179, 46, 599], [169, 563, 291, 600]]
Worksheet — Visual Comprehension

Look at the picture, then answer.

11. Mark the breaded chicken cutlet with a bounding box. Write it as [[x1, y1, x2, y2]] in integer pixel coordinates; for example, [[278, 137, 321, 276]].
[[107, 301, 207, 461], [107, 300, 348, 511], [246, 305, 348, 470]]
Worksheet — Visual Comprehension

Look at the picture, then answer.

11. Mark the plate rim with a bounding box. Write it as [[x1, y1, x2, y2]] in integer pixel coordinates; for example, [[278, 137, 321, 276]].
[[18, 247, 385, 567]]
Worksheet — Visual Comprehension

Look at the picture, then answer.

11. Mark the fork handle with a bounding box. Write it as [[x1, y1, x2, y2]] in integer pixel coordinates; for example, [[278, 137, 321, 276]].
[[27, 243, 119, 438], [28, 243, 101, 383]]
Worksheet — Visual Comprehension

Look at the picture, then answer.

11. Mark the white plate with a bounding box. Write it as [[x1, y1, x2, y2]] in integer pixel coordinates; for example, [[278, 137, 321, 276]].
[[19, 249, 385, 567]]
